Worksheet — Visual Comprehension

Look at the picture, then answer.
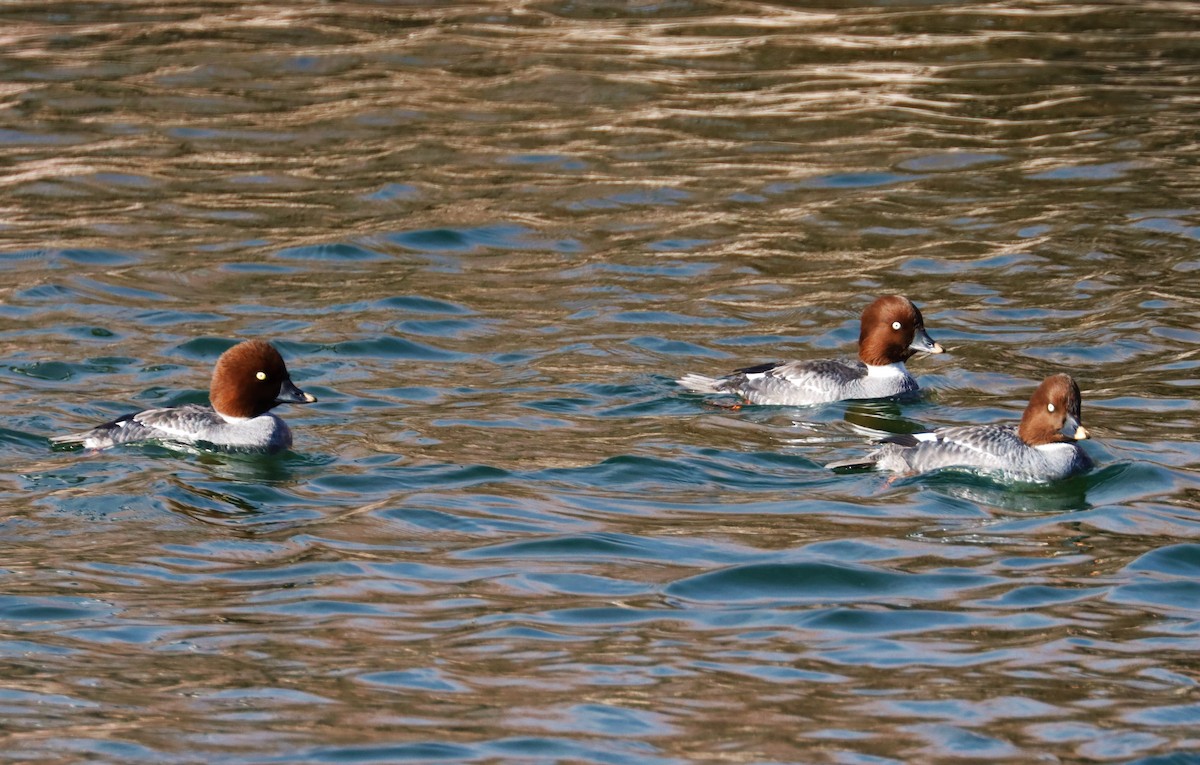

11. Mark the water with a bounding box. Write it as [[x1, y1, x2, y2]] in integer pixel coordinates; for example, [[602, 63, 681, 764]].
[[2, 1, 1199, 762]]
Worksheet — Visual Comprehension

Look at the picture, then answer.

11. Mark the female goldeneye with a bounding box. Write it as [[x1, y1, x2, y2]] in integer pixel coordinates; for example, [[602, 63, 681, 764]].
[[678, 295, 944, 406], [51, 339, 317, 454], [826, 373, 1093, 481]]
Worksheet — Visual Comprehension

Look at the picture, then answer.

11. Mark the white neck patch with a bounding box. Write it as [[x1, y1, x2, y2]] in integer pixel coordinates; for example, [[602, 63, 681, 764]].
[[865, 362, 908, 379], [217, 411, 253, 424], [1034, 442, 1075, 454]]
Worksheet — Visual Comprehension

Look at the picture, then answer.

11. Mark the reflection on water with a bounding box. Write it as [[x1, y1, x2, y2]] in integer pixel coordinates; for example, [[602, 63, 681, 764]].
[[2, 0, 1199, 762]]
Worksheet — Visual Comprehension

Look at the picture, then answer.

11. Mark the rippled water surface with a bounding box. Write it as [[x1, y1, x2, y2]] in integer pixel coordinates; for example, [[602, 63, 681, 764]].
[[3, 1, 1200, 762]]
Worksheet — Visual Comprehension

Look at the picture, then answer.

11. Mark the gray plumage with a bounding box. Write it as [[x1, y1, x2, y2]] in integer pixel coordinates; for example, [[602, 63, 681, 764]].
[[51, 404, 294, 453], [678, 358, 918, 406], [828, 424, 1092, 482]]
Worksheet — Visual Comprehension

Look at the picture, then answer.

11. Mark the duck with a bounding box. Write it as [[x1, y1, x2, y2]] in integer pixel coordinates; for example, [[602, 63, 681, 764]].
[[51, 339, 316, 454], [826, 373, 1093, 481], [678, 295, 944, 406]]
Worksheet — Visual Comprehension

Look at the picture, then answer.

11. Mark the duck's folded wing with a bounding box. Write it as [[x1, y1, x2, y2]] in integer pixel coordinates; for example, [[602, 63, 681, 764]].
[[930, 425, 1020, 452], [758, 358, 864, 385], [130, 404, 221, 440], [734, 358, 864, 404], [899, 425, 1023, 471]]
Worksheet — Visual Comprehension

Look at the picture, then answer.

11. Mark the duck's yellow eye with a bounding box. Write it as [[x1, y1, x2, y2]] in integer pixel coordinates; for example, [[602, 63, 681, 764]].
[[256, 371, 267, 381]]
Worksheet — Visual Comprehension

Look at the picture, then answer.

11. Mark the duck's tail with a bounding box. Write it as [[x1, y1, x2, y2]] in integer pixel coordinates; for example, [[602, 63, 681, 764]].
[[824, 455, 880, 471], [677, 373, 726, 394], [49, 431, 89, 448]]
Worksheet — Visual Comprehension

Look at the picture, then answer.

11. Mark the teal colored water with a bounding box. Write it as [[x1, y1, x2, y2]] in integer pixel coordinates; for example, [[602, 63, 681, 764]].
[[1, 1, 1199, 762]]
